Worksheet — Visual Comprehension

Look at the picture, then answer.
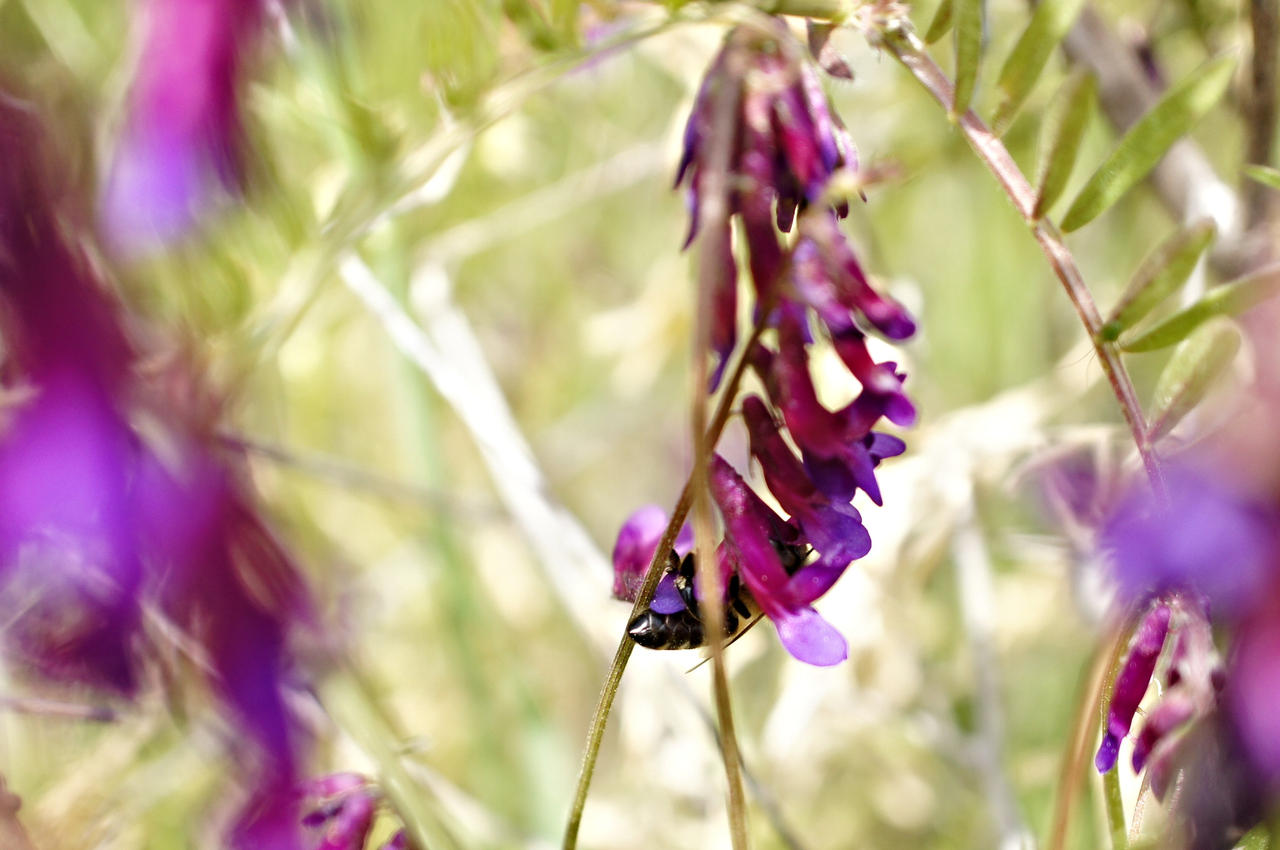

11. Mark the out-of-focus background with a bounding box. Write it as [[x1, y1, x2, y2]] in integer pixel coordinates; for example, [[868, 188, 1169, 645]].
[[0, 0, 1254, 847]]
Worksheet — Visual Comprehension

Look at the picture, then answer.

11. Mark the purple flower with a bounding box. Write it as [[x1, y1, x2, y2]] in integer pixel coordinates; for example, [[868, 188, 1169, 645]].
[[0, 376, 142, 693], [1130, 603, 1222, 783], [710, 454, 848, 666], [742, 394, 871, 569], [611, 505, 694, 609], [1101, 464, 1272, 616], [300, 774, 378, 850], [1096, 603, 1171, 773], [101, 0, 267, 252], [1228, 591, 1280, 782], [675, 22, 864, 385], [3, 91, 312, 846], [796, 214, 916, 341], [752, 318, 893, 506]]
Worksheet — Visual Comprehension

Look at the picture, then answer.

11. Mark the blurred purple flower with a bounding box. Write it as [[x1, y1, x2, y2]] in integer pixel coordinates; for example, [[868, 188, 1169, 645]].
[[3, 91, 312, 846], [0, 376, 142, 693], [101, 0, 267, 252], [1096, 603, 1170, 773], [301, 773, 378, 850], [1101, 465, 1273, 616], [1228, 590, 1280, 782], [1131, 603, 1222, 788]]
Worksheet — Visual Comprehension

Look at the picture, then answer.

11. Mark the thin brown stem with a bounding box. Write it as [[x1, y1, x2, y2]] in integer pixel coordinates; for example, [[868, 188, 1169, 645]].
[[879, 26, 1165, 496], [1246, 0, 1279, 228], [690, 37, 750, 850], [562, 317, 767, 850], [1046, 617, 1129, 850]]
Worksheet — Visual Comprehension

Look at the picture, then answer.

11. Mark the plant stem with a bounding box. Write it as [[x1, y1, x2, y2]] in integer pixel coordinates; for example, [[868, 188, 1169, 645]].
[[690, 40, 751, 850], [878, 25, 1165, 497], [1104, 766, 1128, 850], [1245, 0, 1280, 228], [1047, 618, 1124, 850], [562, 319, 767, 850]]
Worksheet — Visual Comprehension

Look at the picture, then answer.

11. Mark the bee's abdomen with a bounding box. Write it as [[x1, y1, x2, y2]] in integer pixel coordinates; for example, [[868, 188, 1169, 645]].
[[626, 580, 756, 651], [627, 609, 707, 650]]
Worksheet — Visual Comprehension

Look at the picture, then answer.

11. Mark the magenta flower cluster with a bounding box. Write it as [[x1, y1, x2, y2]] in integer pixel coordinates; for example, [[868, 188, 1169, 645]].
[[614, 21, 915, 667], [2, 91, 310, 846]]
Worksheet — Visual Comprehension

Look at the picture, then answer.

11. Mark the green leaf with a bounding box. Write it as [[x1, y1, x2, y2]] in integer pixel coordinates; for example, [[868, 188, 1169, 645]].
[[1120, 262, 1280, 352], [1060, 53, 1237, 232], [952, 0, 983, 116], [1100, 220, 1216, 340], [992, 0, 1087, 132], [925, 0, 953, 44], [1033, 70, 1096, 218], [1243, 164, 1280, 191], [1147, 319, 1241, 442]]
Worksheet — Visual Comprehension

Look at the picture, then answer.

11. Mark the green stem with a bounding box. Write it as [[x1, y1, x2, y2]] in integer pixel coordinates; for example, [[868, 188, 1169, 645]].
[[1103, 766, 1128, 850], [562, 319, 767, 850], [690, 34, 751, 850], [877, 25, 1165, 498]]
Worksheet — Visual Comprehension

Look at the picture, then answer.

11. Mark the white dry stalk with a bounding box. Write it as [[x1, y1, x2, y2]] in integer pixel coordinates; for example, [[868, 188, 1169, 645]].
[[340, 254, 615, 649]]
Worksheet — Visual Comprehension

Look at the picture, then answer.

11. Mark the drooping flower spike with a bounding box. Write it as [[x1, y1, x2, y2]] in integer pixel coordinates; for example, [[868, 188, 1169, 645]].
[[616, 19, 914, 667]]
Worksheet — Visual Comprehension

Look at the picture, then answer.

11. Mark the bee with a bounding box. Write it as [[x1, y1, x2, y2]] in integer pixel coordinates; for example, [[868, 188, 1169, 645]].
[[626, 540, 809, 651]]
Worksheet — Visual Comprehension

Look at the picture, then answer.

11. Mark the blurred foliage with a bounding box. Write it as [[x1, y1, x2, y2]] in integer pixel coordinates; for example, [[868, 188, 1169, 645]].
[[0, 0, 1271, 848]]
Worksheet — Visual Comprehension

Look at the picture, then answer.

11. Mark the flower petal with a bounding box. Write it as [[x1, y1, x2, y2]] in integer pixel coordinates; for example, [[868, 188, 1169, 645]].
[[773, 606, 847, 666]]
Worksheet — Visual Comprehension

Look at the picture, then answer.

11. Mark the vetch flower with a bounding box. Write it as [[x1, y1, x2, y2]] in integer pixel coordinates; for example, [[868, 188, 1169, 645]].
[[676, 21, 861, 386], [611, 505, 694, 614], [742, 394, 870, 569], [1101, 463, 1272, 616], [1096, 602, 1171, 773], [101, 0, 268, 252], [301, 774, 379, 850], [3, 91, 313, 847], [709, 454, 848, 666], [619, 17, 915, 669]]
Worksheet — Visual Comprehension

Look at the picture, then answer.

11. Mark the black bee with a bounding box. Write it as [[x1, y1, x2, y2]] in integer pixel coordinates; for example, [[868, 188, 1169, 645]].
[[627, 540, 809, 651]]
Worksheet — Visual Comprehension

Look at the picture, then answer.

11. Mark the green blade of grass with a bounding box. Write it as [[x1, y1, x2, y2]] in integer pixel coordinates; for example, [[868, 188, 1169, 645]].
[[1243, 163, 1280, 191]]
